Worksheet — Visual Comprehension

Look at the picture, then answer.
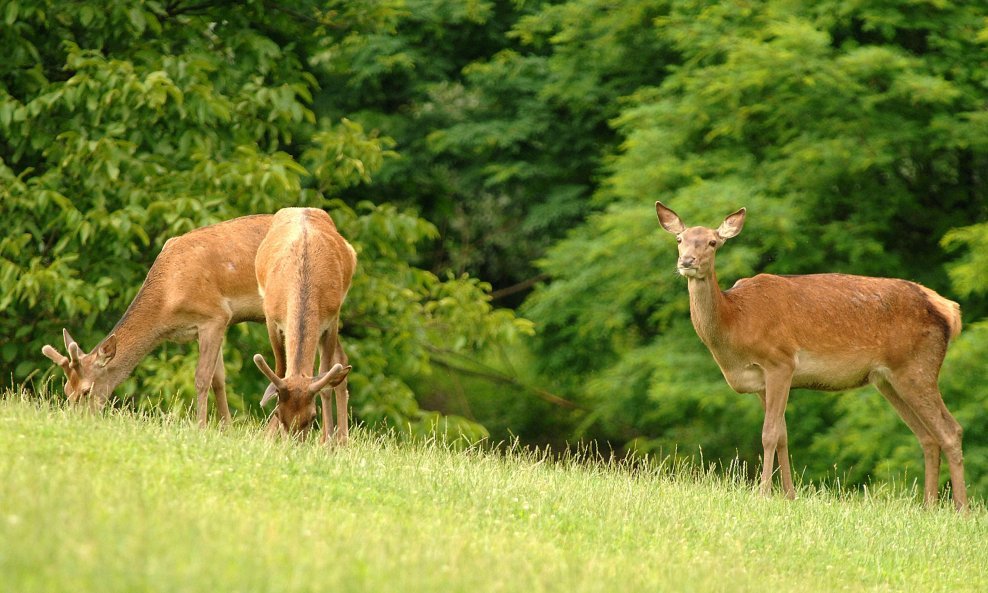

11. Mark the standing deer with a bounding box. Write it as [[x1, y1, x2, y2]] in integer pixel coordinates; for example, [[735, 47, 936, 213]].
[[252, 207, 355, 444], [41, 214, 273, 426], [655, 202, 967, 510]]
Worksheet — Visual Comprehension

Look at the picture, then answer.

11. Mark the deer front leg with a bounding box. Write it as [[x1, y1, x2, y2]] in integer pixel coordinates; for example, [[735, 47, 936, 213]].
[[331, 335, 350, 446], [319, 391, 335, 445], [775, 422, 795, 499], [195, 323, 227, 428], [209, 347, 233, 426], [317, 330, 336, 445], [260, 320, 287, 400], [316, 327, 344, 445], [268, 321, 286, 379], [759, 367, 794, 498]]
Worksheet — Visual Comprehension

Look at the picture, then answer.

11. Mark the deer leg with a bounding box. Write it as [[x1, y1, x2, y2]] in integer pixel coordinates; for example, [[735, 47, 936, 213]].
[[332, 334, 350, 446], [887, 368, 968, 511], [776, 422, 795, 499], [267, 320, 286, 379], [210, 347, 232, 426], [759, 368, 794, 498], [756, 392, 772, 495], [258, 320, 287, 415], [317, 324, 350, 446], [194, 323, 226, 428], [318, 391, 335, 445], [923, 398, 967, 511], [261, 320, 287, 398], [935, 404, 968, 512], [872, 378, 941, 507], [317, 329, 338, 445]]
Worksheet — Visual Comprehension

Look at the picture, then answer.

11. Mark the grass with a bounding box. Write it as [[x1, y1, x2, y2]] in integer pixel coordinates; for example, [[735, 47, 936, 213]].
[[1, 392, 985, 593]]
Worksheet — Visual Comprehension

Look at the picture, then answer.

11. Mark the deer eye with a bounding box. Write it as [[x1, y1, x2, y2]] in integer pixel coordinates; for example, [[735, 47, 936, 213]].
[[676, 236, 683, 244], [708, 240, 717, 247]]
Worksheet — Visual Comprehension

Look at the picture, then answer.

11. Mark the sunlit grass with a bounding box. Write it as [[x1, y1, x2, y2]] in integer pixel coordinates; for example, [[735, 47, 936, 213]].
[[0, 390, 984, 593]]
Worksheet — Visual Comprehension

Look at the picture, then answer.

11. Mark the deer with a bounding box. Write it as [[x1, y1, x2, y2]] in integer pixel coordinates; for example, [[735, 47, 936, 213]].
[[252, 207, 356, 444], [41, 214, 274, 426], [655, 202, 968, 511]]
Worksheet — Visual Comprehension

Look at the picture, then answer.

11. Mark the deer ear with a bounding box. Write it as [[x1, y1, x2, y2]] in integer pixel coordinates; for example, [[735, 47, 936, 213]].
[[42, 345, 70, 369], [95, 334, 117, 368], [309, 364, 351, 394], [63, 328, 78, 351], [716, 207, 746, 240], [260, 383, 279, 407], [655, 202, 686, 234]]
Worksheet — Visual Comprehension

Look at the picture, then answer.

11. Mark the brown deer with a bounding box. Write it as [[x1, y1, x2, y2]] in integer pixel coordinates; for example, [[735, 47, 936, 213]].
[[41, 214, 273, 426], [655, 202, 968, 510], [252, 207, 355, 444]]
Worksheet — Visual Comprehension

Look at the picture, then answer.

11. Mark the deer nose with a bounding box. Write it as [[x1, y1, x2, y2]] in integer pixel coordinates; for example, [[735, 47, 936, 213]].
[[679, 256, 696, 268]]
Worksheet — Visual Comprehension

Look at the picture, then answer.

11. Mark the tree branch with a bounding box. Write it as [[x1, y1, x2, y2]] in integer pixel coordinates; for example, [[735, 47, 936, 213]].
[[426, 346, 584, 411], [164, 0, 223, 18], [490, 273, 549, 301], [263, 1, 345, 29]]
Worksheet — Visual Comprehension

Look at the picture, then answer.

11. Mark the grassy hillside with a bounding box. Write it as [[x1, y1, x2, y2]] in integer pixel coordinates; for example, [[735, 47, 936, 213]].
[[1, 393, 985, 593]]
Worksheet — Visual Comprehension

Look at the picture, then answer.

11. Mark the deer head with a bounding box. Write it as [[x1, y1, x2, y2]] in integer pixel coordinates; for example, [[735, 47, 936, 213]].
[[253, 353, 351, 436], [41, 328, 117, 408], [655, 201, 745, 279]]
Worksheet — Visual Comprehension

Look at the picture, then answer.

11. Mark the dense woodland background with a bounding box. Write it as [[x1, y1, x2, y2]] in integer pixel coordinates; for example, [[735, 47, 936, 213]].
[[2, 0, 987, 499]]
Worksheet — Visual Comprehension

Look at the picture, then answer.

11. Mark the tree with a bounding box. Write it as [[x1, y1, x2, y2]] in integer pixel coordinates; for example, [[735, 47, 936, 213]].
[[312, 0, 671, 306]]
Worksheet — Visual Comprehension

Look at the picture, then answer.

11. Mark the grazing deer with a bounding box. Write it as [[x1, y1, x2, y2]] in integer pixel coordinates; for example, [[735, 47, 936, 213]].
[[252, 207, 355, 444], [41, 215, 274, 426], [655, 202, 968, 510]]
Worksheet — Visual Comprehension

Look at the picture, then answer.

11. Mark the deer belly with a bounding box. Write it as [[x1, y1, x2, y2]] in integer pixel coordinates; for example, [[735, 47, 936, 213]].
[[792, 351, 871, 391]]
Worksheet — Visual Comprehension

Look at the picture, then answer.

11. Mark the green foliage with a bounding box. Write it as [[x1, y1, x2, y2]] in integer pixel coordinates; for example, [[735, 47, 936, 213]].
[[943, 222, 988, 301], [321, 0, 676, 295], [0, 0, 529, 437]]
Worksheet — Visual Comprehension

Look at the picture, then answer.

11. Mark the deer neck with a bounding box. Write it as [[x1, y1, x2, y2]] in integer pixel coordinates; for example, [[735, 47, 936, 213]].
[[99, 290, 171, 391], [283, 305, 322, 379], [686, 267, 729, 347]]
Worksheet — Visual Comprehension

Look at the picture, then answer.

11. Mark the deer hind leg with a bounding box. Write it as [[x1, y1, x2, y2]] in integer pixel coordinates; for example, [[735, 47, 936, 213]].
[[885, 367, 968, 511], [872, 377, 941, 507], [759, 367, 795, 499], [936, 404, 968, 511], [195, 322, 227, 428]]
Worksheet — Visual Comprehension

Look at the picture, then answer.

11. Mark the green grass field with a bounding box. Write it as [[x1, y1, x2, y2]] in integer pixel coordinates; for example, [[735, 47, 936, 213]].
[[1, 393, 985, 593]]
